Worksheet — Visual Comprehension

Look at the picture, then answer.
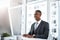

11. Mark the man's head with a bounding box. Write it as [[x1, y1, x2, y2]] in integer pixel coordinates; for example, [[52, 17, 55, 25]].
[[34, 10, 42, 21]]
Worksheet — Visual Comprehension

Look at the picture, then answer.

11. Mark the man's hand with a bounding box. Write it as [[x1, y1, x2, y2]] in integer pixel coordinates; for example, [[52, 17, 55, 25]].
[[23, 34, 33, 38], [23, 34, 28, 37], [27, 35, 33, 38]]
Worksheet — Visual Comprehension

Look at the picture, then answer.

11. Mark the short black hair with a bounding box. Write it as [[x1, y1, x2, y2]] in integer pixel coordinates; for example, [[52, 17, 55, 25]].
[[35, 10, 42, 14]]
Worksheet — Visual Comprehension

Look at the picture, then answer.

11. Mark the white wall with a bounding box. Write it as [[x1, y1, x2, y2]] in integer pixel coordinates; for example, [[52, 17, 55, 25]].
[[0, 8, 11, 35]]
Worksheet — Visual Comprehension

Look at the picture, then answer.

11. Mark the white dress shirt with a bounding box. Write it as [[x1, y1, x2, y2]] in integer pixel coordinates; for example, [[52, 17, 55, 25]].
[[34, 20, 41, 30]]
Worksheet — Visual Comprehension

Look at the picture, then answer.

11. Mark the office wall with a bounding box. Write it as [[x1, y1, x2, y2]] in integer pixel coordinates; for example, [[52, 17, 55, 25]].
[[0, 8, 11, 35]]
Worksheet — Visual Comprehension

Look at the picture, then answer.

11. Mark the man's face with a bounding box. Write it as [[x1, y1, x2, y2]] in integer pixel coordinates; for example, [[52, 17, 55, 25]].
[[34, 12, 41, 21]]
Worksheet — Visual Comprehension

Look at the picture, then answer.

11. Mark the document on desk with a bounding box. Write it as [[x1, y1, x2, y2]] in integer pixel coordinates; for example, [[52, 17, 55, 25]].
[[19, 36, 47, 40]]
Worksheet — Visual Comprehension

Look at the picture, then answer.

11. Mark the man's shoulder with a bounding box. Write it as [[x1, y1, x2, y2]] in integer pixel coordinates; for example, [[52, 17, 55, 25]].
[[41, 20, 49, 24], [32, 22, 35, 25]]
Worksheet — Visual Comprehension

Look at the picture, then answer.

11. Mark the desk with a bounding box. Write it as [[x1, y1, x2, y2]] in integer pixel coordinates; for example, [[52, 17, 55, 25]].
[[0, 36, 17, 40], [17, 35, 47, 40], [0, 35, 47, 40]]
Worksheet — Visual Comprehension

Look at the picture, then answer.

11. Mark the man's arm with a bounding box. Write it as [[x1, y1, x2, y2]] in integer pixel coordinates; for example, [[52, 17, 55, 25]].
[[28, 23, 34, 35], [23, 23, 34, 38], [33, 23, 49, 39]]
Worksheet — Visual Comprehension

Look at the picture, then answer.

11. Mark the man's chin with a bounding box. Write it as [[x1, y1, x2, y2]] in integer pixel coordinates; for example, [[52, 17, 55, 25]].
[[35, 19, 39, 21]]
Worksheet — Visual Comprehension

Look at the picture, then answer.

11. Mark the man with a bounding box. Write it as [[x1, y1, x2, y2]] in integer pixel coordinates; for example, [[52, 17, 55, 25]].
[[23, 10, 49, 39]]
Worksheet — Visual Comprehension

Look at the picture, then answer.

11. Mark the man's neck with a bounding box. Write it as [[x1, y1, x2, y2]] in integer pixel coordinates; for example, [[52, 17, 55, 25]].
[[36, 19, 41, 24]]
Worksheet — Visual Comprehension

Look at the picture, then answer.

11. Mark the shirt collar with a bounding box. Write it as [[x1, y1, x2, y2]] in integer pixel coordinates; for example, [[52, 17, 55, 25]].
[[36, 20, 41, 24]]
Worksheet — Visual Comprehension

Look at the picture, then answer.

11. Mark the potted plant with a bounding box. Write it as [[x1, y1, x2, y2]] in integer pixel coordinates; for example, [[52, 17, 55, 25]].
[[2, 33, 10, 37], [1, 33, 10, 40]]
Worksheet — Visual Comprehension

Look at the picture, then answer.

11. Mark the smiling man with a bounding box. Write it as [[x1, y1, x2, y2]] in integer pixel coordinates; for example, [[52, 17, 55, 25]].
[[23, 10, 49, 39]]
